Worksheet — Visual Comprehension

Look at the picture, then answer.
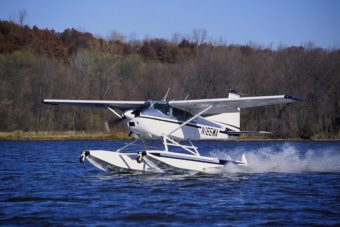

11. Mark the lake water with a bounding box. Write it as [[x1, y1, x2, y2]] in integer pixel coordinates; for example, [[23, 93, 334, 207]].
[[1, 140, 339, 226]]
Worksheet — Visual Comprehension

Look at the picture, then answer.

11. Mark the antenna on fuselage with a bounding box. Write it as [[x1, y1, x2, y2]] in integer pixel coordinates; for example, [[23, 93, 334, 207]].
[[162, 88, 170, 101], [148, 88, 170, 109]]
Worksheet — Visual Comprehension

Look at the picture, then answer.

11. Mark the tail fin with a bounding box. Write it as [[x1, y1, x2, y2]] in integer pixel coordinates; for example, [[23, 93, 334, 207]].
[[205, 89, 240, 130]]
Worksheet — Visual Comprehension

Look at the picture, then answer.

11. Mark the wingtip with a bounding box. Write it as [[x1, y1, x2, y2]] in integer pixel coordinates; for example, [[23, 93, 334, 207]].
[[259, 131, 272, 134], [42, 99, 57, 105], [284, 95, 304, 102]]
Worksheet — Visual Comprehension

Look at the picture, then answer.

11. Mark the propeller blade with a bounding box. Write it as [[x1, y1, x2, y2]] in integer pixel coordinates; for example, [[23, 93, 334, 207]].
[[109, 115, 126, 127]]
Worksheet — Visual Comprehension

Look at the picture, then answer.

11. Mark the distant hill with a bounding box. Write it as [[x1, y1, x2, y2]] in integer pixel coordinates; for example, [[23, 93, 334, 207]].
[[0, 20, 196, 63]]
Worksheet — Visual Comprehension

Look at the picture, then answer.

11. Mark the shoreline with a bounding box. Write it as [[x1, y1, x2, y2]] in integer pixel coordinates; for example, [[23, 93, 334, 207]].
[[0, 131, 339, 141], [0, 131, 131, 141]]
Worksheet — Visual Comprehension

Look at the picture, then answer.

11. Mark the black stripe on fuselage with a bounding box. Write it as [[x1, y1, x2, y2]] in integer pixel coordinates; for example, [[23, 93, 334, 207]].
[[149, 152, 232, 165], [139, 115, 201, 128], [139, 115, 236, 133]]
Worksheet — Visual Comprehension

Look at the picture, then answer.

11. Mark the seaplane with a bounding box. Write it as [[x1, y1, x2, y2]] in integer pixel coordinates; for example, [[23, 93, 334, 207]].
[[43, 89, 301, 173]]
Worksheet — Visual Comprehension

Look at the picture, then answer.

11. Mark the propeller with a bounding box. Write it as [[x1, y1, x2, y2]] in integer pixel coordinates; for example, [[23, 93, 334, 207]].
[[108, 114, 126, 127], [106, 106, 137, 128], [106, 103, 149, 137]]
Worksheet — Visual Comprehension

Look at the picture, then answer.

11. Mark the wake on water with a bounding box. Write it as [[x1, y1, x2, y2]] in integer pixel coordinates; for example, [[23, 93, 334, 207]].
[[209, 143, 340, 173]]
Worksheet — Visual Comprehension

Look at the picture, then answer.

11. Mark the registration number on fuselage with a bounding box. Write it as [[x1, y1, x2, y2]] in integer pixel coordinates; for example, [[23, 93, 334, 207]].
[[200, 127, 218, 137]]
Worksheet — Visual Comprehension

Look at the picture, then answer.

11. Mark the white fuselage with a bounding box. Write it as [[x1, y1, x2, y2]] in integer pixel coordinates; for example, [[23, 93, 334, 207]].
[[123, 107, 239, 141]]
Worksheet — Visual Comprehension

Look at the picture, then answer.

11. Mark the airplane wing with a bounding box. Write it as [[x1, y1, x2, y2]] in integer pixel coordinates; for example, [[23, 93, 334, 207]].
[[42, 99, 146, 111], [169, 95, 302, 115]]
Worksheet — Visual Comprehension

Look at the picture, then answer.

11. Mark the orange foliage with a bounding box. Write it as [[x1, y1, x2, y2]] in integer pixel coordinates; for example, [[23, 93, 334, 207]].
[[0, 20, 197, 64]]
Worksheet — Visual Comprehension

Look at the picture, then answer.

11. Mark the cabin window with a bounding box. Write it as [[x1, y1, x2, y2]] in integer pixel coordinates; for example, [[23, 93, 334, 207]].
[[172, 107, 193, 121], [153, 102, 194, 121]]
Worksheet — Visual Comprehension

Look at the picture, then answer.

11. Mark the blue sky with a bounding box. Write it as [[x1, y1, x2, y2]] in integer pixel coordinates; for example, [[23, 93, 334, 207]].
[[1, 0, 339, 48]]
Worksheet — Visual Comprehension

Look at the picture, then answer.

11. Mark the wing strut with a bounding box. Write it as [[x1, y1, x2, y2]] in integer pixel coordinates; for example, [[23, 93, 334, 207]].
[[167, 106, 212, 136], [162, 135, 199, 155]]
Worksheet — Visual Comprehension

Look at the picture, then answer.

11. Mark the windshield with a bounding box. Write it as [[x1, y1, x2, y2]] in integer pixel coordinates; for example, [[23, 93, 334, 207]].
[[154, 102, 170, 115]]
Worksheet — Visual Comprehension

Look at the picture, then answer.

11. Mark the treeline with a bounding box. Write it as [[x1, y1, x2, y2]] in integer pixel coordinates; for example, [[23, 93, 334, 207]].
[[0, 21, 339, 139]]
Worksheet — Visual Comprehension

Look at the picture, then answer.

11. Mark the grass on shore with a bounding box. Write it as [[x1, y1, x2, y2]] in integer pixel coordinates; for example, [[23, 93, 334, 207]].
[[0, 131, 338, 141], [0, 130, 131, 141]]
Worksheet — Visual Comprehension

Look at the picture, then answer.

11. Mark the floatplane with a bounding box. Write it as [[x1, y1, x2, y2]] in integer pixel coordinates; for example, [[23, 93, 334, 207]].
[[43, 90, 300, 173]]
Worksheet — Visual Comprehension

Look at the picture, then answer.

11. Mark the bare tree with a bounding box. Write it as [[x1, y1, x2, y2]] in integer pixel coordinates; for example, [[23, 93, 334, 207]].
[[191, 29, 208, 45], [171, 32, 182, 44], [18, 9, 27, 27], [109, 31, 126, 42]]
